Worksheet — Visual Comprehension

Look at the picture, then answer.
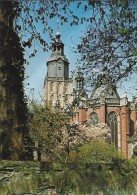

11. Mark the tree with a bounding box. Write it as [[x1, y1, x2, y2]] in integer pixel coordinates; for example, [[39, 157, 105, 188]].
[[70, 140, 121, 164], [0, 1, 32, 160], [28, 100, 67, 161], [51, 140, 137, 194], [0, 0, 91, 160], [18, 1, 135, 86], [1, 0, 136, 159], [74, 0, 137, 92], [16, 0, 136, 96]]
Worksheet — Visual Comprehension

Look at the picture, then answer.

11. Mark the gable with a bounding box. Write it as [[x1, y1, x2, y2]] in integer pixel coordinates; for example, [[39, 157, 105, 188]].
[[90, 84, 120, 105]]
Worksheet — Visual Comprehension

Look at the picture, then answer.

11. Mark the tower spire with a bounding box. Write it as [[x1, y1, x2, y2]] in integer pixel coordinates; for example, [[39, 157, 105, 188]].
[[55, 19, 61, 42]]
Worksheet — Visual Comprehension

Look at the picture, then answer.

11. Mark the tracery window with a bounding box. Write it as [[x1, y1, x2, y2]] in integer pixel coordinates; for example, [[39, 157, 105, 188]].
[[89, 112, 99, 126], [107, 111, 118, 147]]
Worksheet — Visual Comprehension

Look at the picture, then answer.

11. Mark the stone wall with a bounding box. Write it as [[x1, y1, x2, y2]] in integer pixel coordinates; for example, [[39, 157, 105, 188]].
[[0, 160, 60, 195], [1, 160, 137, 195]]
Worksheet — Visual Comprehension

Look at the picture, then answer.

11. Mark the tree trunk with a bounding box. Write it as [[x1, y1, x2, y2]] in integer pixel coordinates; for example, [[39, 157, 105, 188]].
[[0, 1, 32, 160]]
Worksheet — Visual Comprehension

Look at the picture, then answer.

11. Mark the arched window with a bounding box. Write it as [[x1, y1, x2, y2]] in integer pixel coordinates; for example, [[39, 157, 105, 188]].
[[89, 112, 99, 126], [107, 112, 118, 147]]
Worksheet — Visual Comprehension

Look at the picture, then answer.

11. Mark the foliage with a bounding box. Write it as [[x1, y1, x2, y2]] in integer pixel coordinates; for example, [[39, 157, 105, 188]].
[[133, 144, 137, 157], [0, 1, 32, 160], [28, 100, 67, 161], [0, 158, 137, 195], [59, 123, 111, 161], [1, 0, 137, 159], [74, 0, 137, 90], [14, 0, 86, 55], [11, 0, 137, 87], [51, 141, 137, 194], [69, 140, 121, 164]]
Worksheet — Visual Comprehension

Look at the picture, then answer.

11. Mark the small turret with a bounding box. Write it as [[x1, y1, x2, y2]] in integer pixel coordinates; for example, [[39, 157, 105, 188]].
[[73, 68, 88, 107], [51, 31, 64, 55], [75, 67, 84, 90]]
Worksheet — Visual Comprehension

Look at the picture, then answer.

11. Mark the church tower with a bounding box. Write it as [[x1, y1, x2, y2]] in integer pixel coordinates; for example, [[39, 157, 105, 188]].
[[44, 31, 73, 109]]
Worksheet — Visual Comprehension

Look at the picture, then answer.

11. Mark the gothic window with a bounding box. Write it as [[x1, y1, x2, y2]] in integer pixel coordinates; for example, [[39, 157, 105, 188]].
[[89, 112, 99, 126], [58, 66, 61, 70], [107, 111, 118, 147]]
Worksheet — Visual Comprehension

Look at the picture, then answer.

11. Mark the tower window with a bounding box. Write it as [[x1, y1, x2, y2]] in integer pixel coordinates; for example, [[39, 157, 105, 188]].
[[58, 66, 61, 70]]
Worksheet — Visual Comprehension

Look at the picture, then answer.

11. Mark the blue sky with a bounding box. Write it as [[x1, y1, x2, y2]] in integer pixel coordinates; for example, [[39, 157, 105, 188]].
[[24, 1, 90, 100], [24, 22, 84, 100], [23, 2, 137, 101]]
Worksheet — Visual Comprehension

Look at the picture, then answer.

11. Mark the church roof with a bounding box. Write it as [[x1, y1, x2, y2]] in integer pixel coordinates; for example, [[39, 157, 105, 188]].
[[47, 54, 69, 63], [90, 72, 120, 104], [90, 84, 119, 100]]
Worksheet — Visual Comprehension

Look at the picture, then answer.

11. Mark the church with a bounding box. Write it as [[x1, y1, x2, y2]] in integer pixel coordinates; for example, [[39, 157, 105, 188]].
[[44, 31, 137, 159]]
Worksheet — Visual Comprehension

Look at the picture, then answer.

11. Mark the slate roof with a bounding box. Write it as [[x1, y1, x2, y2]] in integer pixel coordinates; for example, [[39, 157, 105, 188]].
[[90, 72, 120, 104], [47, 55, 69, 63]]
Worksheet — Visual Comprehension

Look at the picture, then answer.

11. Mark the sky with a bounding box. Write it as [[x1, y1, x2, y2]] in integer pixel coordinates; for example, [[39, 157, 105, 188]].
[[24, 1, 90, 100], [23, 1, 137, 101], [24, 22, 84, 100]]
